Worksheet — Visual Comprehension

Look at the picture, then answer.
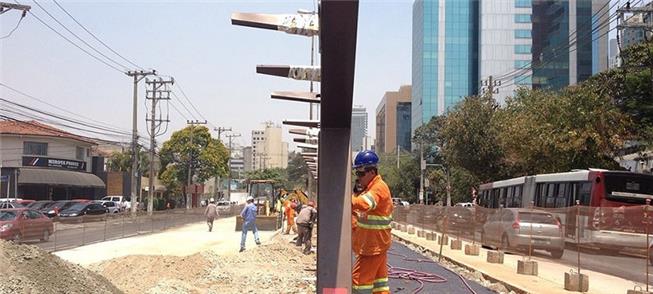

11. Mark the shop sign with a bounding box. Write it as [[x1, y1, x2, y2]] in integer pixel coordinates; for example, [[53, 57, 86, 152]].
[[22, 156, 87, 171]]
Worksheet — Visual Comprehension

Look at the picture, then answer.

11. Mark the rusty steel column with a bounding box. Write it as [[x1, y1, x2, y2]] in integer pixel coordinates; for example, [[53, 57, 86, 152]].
[[317, 1, 359, 293]]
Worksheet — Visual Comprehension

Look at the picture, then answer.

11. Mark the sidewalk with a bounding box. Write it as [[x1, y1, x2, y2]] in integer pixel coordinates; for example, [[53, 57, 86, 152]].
[[392, 223, 642, 294]]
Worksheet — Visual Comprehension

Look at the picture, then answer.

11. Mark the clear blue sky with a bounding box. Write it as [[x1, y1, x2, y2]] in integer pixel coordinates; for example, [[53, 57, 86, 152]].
[[1, 0, 412, 150]]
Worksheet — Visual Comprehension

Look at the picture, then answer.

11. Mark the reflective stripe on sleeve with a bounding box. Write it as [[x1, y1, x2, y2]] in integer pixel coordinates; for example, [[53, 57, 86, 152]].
[[361, 193, 377, 210]]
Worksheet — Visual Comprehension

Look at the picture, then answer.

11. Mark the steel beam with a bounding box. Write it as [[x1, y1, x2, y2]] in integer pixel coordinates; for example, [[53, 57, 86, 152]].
[[317, 1, 359, 293], [271, 91, 321, 103], [283, 119, 319, 128]]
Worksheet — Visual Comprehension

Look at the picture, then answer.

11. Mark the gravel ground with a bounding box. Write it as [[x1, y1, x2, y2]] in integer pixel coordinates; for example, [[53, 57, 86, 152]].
[[0, 240, 122, 294], [92, 233, 316, 294]]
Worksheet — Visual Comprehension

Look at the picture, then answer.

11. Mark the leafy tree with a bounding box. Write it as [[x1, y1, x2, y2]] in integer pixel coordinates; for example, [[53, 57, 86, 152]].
[[286, 152, 310, 190], [158, 126, 229, 191], [377, 151, 420, 203], [499, 87, 631, 174], [106, 148, 150, 175], [244, 168, 288, 189]]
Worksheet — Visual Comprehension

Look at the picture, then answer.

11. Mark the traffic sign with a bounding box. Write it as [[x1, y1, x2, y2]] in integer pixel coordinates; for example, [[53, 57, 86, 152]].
[[0, 175, 8, 182]]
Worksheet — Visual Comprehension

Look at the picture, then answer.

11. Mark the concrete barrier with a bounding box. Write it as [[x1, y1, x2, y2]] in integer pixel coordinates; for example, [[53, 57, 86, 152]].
[[400, 224, 407, 232], [564, 271, 589, 292], [450, 239, 462, 250], [417, 229, 424, 238], [407, 225, 415, 235], [425, 231, 436, 241], [464, 244, 480, 256], [487, 251, 504, 264], [438, 235, 449, 245], [517, 260, 538, 276]]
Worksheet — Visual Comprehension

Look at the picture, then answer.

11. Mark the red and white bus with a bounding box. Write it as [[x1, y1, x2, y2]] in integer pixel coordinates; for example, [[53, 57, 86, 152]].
[[478, 169, 653, 251]]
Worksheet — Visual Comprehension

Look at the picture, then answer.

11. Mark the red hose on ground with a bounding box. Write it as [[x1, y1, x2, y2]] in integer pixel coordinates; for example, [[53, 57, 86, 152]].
[[387, 250, 478, 294]]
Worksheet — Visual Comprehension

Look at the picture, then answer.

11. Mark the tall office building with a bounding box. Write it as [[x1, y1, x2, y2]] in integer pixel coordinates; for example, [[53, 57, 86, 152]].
[[250, 122, 288, 170], [351, 106, 368, 152], [412, 0, 609, 135], [376, 85, 412, 154], [412, 0, 478, 136]]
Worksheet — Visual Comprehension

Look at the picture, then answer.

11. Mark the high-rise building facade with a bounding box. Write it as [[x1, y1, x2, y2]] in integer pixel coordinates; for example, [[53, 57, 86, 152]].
[[250, 123, 288, 170], [412, 0, 609, 135], [351, 106, 368, 152], [412, 0, 478, 136], [376, 85, 412, 154]]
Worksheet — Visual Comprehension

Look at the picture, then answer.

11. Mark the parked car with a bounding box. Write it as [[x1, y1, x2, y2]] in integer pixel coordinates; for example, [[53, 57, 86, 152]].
[[27, 200, 54, 211], [0, 198, 22, 203], [455, 202, 474, 208], [59, 203, 108, 222], [392, 198, 410, 207], [0, 202, 25, 209], [0, 208, 54, 242], [16, 199, 35, 206], [438, 207, 475, 235], [41, 201, 76, 218], [101, 195, 127, 210], [481, 208, 564, 259], [99, 201, 120, 214]]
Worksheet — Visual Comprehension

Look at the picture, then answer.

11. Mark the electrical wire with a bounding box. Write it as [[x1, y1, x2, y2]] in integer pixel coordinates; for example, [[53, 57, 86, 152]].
[[0, 82, 131, 134], [31, 0, 129, 71], [174, 81, 217, 129], [170, 91, 199, 121], [387, 250, 477, 294], [14, 1, 122, 73], [51, 0, 144, 70], [0, 10, 26, 40]]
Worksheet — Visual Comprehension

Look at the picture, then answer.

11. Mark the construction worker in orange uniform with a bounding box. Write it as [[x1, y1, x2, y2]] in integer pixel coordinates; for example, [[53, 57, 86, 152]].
[[284, 201, 298, 234], [351, 150, 393, 294]]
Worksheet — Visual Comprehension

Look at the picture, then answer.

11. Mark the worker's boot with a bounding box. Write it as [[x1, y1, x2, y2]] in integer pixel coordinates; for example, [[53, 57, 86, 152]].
[[239, 247, 245, 253]]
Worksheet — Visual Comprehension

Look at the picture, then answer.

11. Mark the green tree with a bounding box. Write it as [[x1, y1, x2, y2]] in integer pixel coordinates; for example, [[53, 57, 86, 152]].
[[244, 168, 288, 189], [377, 151, 420, 203], [286, 152, 310, 190], [499, 87, 632, 174], [158, 126, 229, 191], [106, 148, 150, 175]]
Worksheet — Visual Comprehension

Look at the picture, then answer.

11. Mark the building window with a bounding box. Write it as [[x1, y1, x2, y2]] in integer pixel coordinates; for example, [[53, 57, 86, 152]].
[[514, 14, 531, 23], [23, 142, 48, 156], [514, 60, 530, 69], [515, 0, 531, 8], [515, 29, 531, 39], [514, 45, 532, 54], [514, 75, 532, 86], [76, 147, 85, 160]]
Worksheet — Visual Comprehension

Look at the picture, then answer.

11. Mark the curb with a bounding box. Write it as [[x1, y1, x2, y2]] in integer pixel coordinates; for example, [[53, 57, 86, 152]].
[[392, 232, 530, 294]]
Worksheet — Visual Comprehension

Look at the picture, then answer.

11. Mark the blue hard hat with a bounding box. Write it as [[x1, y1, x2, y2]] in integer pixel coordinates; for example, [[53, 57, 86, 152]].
[[353, 150, 379, 169]]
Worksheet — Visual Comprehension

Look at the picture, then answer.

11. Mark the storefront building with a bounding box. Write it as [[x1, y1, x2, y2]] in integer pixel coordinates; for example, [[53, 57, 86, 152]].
[[0, 120, 105, 200]]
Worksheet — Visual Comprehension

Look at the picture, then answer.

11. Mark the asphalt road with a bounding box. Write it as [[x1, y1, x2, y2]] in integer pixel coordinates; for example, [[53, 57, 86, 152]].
[[388, 242, 493, 294], [18, 207, 241, 252]]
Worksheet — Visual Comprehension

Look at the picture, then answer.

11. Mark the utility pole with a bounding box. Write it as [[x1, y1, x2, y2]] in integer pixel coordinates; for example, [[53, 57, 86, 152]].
[[617, 2, 653, 99], [419, 143, 425, 204], [126, 70, 156, 215], [396, 145, 401, 169], [225, 133, 241, 201], [145, 77, 173, 215], [186, 120, 207, 209], [0, 2, 31, 14], [480, 75, 500, 99], [213, 127, 231, 199]]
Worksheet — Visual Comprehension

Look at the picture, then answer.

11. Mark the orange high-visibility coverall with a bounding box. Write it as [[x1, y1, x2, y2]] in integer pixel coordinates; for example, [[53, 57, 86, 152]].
[[352, 175, 393, 294], [284, 202, 297, 234]]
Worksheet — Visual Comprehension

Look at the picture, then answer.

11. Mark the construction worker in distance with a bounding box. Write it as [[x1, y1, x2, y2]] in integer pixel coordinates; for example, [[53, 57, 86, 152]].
[[295, 200, 317, 254], [204, 198, 218, 232], [351, 150, 393, 294], [284, 201, 298, 235], [240, 196, 261, 252]]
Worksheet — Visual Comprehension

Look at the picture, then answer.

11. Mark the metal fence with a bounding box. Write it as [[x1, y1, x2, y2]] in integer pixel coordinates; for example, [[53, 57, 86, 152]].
[[393, 203, 653, 292], [6, 205, 244, 253]]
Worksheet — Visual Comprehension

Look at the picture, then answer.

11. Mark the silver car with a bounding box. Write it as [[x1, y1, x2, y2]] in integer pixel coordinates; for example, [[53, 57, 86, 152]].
[[481, 208, 564, 259]]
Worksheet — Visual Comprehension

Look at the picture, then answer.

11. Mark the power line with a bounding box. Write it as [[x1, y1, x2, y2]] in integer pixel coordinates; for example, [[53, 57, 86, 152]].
[[494, 0, 621, 83], [169, 99, 190, 121], [51, 0, 144, 70], [31, 0, 129, 71], [0, 9, 26, 39], [175, 81, 212, 126], [0, 83, 132, 134], [15, 1, 123, 73], [170, 90, 199, 120]]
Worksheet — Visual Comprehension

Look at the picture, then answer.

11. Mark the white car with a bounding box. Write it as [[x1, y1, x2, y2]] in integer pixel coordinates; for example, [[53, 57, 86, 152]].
[[455, 202, 473, 208], [98, 201, 120, 214], [101, 196, 127, 211]]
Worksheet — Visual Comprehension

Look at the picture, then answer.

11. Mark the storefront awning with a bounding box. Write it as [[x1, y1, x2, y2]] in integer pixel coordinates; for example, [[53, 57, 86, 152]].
[[18, 168, 105, 188]]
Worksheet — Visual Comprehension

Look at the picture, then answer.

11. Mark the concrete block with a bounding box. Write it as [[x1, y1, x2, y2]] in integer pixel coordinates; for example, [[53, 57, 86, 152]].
[[438, 235, 449, 245], [626, 290, 653, 294], [464, 244, 480, 256], [391, 222, 397, 229], [417, 229, 424, 238], [487, 251, 504, 264], [407, 225, 415, 234], [400, 224, 407, 232], [564, 272, 589, 292], [426, 231, 436, 241], [517, 260, 538, 276], [450, 239, 462, 250]]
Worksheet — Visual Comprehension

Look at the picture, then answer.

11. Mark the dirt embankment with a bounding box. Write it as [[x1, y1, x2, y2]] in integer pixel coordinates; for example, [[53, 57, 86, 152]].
[[0, 240, 122, 294], [92, 235, 316, 294]]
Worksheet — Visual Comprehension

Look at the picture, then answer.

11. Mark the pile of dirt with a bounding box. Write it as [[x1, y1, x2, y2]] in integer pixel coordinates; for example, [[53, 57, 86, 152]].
[[0, 240, 122, 294], [93, 235, 316, 294]]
